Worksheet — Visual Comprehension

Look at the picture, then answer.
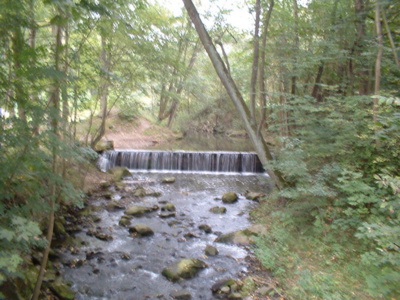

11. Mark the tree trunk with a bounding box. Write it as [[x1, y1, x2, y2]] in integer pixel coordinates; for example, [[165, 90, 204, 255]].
[[250, 0, 261, 121], [11, 27, 27, 122], [183, 0, 285, 190], [353, 0, 369, 95], [31, 23, 62, 300], [311, 64, 324, 101], [257, 0, 274, 136], [291, 0, 299, 96], [373, 0, 383, 123], [91, 35, 110, 148], [381, 7, 399, 69]]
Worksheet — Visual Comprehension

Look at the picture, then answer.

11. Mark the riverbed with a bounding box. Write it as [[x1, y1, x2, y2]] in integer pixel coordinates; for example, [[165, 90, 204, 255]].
[[59, 171, 272, 299]]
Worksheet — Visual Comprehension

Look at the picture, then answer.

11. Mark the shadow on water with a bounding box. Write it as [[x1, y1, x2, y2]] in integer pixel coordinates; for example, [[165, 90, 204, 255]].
[[59, 172, 273, 299]]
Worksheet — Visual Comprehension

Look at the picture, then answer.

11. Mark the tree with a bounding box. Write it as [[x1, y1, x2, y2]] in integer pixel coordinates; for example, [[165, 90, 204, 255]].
[[182, 0, 285, 190]]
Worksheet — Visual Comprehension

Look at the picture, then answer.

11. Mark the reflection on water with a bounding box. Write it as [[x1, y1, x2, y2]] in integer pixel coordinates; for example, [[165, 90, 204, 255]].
[[150, 133, 253, 152]]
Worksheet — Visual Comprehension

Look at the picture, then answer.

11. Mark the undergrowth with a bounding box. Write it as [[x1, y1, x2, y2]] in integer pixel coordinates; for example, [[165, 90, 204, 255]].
[[253, 95, 400, 299]]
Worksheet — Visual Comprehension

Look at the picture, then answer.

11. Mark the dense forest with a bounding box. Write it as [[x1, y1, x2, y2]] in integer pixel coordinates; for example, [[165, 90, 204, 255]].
[[0, 0, 399, 299]]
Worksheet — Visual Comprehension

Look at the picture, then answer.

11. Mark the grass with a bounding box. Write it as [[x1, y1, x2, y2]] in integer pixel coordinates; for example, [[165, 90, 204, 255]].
[[252, 197, 376, 300]]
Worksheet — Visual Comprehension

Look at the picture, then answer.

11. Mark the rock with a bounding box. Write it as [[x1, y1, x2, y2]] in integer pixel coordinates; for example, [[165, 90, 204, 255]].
[[108, 167, 131, 182], [85, 251, 104, 260], [103, 191, 113, 199], [159, 212, 176, 218], [168, 220, 182, 227], [94, 140, 114, 152], [107, 200, 125, 211], [211, 278, 236, 294], [256, 285, 274, 296], [222, 192, 238, 204], [162, 258, 208, 282], [170, 289, 192, 299], [125, 205, 154, 216], [133, 186, 161, 197], [129, 224, 154, 236], [120, 252, 131, 260], [244, 191, 265, 201], [210, 206, 227, 214], [162, 177, 176, 184], [184, 232, 198, 239], [54, 219, 67, 237], [198, 224, 212, 233], [215, 225, 267, 245], [49, 279, 75, 300], [87, 229, 113, 241], [161, 202, 176, 212], [119, 217, 131, 227], [204, 245, 218, 256], [228, 293, 243, 299]]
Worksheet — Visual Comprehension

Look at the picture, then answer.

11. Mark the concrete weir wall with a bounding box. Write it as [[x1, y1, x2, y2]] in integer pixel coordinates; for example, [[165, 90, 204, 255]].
[[100, 150, 265, 173]]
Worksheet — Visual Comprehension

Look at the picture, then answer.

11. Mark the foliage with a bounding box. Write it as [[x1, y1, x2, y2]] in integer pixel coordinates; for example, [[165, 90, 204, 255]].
[[254, 91, 400, 298]]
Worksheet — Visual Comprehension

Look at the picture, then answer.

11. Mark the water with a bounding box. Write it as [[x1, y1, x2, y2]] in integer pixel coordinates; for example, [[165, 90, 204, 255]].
[[59, 172, 272, 299], [99, 150, 264, 174]]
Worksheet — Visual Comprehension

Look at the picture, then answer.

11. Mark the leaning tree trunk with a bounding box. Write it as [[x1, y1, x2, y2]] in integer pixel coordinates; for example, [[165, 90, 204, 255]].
[[182, 0, 285, 190]]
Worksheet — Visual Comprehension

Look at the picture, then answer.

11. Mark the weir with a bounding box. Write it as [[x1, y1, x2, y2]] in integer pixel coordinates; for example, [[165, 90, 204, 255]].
[[99, 150, 264, 173]]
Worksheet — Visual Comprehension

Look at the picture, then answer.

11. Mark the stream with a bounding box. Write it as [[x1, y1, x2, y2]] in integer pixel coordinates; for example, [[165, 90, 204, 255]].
[[59, 170, 272, 299]]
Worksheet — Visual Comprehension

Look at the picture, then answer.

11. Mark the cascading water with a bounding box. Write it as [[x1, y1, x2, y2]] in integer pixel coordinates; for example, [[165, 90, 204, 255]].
[[99, 150, 264, 174]]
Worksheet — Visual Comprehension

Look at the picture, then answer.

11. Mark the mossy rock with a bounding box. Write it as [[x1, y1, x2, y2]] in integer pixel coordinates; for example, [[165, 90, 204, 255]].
[[222, 192, 238, 204], [162, 258, 208, 282], [161, 203, 176, 212], [108, 167, 131, 182], [133, 186, 161, 197], [94, 140, 114, 152], [215, 229, 254, 245], [49, 278, 75, 300], [125, 205, 154, 216], [129, 224, 154, 236], [210, 206, 227, 214], [211, 278, 236, 294], [162, 177, 176, 184]]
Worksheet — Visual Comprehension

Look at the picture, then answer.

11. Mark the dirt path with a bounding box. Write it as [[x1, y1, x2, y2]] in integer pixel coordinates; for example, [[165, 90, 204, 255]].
[[103, 116, 176, 149]]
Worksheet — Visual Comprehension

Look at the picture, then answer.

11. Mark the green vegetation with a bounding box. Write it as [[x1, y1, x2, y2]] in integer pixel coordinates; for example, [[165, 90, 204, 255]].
[[0, 0, 399, 298], [253, 95, 400, 299]]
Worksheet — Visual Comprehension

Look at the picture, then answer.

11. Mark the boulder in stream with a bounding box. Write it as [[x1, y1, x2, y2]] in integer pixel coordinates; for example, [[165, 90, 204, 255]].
[[133, 186, 161, 197], [162, 177, 176, 184], [129, 224, 154, 237], [125, 205, 155, 216], [215, 225, 267, 245], [210, 206, 227, 214], [108, 167, 131, 182], [198, 224, 212, 233], [205, 245, 218, 256], [211, 278, 237, 295], [161, 202, 176, 212], [107, 200, 125, 211], [222, 192, 238, 204], [162, 258, 208, 282], [244, 191, 265, 201]]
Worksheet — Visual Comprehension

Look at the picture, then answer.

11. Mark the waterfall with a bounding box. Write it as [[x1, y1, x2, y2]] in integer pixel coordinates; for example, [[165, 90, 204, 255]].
[[98, 150, 264, 174]]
